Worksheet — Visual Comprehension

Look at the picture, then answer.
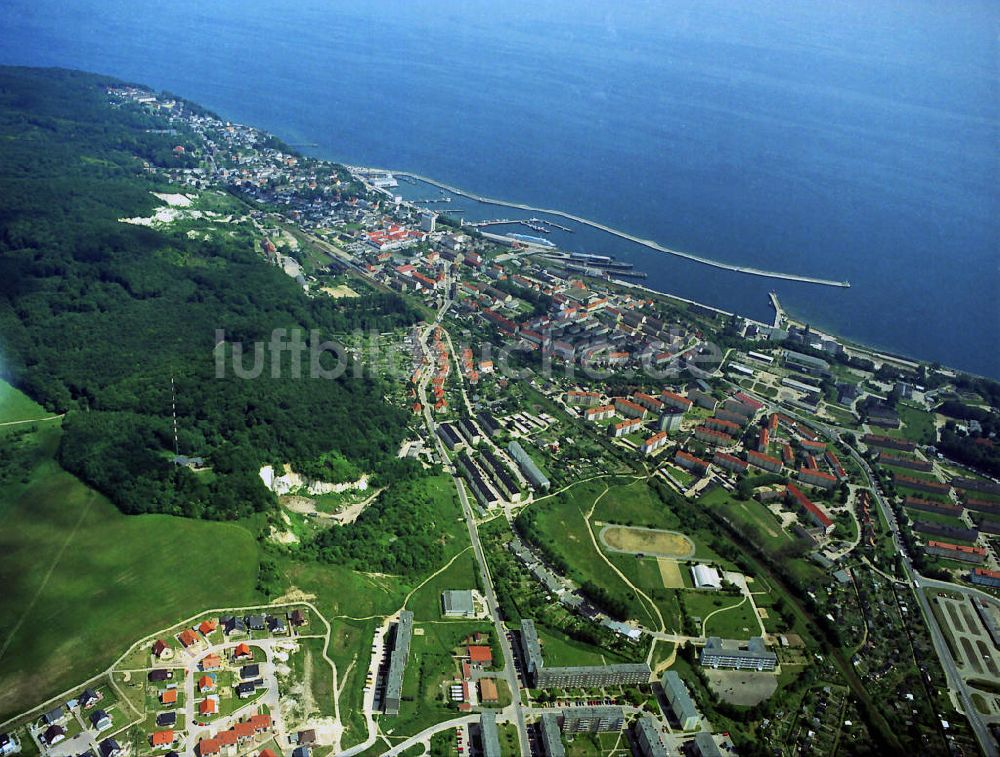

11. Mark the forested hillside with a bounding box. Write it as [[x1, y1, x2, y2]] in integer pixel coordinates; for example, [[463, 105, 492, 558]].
[[0, 67, 418, 519]]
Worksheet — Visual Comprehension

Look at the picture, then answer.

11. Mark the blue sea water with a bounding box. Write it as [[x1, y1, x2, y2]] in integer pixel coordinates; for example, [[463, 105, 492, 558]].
[[0, 0, 997, 375]]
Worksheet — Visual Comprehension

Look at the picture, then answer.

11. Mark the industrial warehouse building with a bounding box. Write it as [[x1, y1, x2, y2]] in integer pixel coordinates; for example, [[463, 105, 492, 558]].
[[690, 564, 722, 590], [519, 620, 650, 688], [700, 636, 777, 671]]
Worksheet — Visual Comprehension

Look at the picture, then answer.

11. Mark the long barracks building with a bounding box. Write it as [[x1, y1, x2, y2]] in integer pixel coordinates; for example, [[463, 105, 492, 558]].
[[383, 611, 413, 715], [519, 620, 650, 688]]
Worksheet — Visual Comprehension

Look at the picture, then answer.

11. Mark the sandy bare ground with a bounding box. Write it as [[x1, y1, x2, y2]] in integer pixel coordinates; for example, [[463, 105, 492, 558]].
[[657, 558, 686, 589], [270, 587, 318, 605], [279, 487, 384, 526], [152, 191, 193, 207], [600, 525, 695, 559], [322, 284, 360, 299], [705, 670, 779, 706]]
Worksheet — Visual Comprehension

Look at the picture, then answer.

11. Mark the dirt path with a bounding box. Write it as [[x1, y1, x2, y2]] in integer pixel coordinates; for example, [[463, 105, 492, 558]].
[[700, 595, 749, 637], [403, 546, 473, 608], [0, 492, 94, 662], [0, 414, 64, 427], [582, 484, 665, 634]]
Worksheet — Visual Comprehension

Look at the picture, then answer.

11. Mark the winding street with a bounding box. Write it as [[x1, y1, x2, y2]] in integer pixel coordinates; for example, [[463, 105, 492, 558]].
[[412, 273, 531, 757]]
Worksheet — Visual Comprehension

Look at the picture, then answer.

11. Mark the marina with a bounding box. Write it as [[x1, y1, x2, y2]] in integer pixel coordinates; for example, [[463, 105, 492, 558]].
[[393, 171, 852, 289]]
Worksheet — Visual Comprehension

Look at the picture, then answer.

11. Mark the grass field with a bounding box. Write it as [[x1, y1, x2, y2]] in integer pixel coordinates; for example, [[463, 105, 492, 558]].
[[880, 464, 941, 482], [662, 464, 695, 488], [701, 597, 762, 638], [527, 480, 659, 626], [533, 622, 624, 667], [590, 478, 682, 530], [603, 553, 684, 631], [328, 616, 378, 750], [404, 548, 479, 622], [0, 423, 262, 721], [0, 380, 54, 426], [698, 488, 793, 553]]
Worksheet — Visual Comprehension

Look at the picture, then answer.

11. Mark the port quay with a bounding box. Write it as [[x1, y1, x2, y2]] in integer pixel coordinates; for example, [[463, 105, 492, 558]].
[[394, 171, 851, 289]]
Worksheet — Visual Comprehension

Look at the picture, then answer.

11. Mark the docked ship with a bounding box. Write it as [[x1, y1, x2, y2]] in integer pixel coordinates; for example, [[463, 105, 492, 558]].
[[509, 233, 557, 248]]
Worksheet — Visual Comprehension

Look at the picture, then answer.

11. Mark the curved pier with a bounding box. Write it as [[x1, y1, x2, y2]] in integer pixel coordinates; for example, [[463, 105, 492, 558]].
[[394, 171, 850, 288]]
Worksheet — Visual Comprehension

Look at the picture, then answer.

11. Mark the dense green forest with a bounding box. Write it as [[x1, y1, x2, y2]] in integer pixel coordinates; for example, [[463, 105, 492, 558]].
[[0, 67, 419, 519]]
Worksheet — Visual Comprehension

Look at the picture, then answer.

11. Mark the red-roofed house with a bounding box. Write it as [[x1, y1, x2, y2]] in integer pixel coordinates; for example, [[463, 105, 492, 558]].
[[233, 643, 252, 660], [747, 450, 782, 473], [468, 645, 493, 666], [199, 620, 218, 636], [641, 432, 669, 456], [661, 391, 692, 412], [614, 397, 647, 419], [160, 689, 178, 706], [713, 452, 748, 475], [198, 698, 218, 716], [675, 450, 709, 474], [198, 739, 220, 756], [798, 467, 837, 491], [151, 731, 174, 748], [178, 629, 199, 648], [694, 426, 734, 446]]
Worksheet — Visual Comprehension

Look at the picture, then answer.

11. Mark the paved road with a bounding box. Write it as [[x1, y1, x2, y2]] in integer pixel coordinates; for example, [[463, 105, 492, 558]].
[[413, 285, 531, 757], [380, 714, 478, 756]]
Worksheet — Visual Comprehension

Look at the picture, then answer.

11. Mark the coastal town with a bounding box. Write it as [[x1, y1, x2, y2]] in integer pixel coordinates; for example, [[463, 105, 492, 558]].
[[2, 81, 999, 757]]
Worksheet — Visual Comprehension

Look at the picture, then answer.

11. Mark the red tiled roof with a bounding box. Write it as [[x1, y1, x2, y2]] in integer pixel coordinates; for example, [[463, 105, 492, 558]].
[[799, 467, 837, 483], [199, 620, 218, 635], [748, 450, 782, 467], [786, 484, 833, 528], [928, 540, 986, 556], [178, 629, 198, 647], [468, 645, 492, 664], [151, 731, 174, 746], [734, 392, 764, 410], [973, 568, 1000, 579]]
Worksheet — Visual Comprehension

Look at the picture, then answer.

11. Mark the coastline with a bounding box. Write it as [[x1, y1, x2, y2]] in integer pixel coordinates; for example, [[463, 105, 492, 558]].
[[382, 168, 944, 377], [391, 170, 852, 289]]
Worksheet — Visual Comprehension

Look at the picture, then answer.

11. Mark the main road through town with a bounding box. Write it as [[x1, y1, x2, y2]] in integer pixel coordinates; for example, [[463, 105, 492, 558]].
[[414, 271, 531, 757]]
